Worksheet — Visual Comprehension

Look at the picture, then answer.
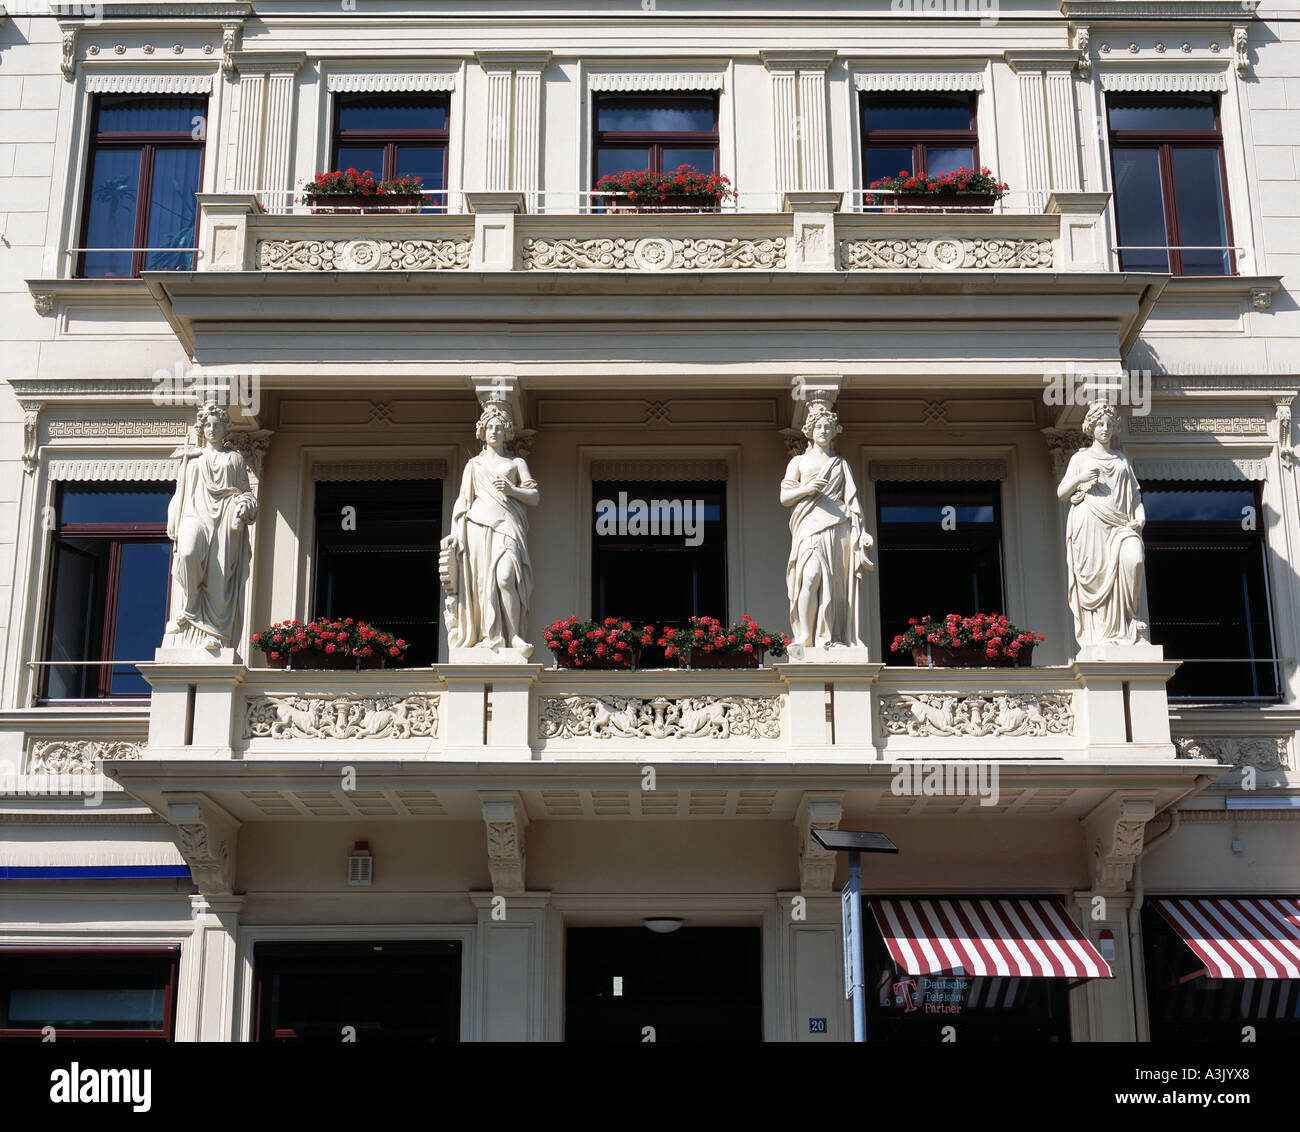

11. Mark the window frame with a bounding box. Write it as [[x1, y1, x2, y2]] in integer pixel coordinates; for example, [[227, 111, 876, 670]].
[[329, 92, 450, 207], [591, 92, 721, 187], [1106, 93, 1236, 276], [859, 92, 980, 183], [77, 94, 208, 279]]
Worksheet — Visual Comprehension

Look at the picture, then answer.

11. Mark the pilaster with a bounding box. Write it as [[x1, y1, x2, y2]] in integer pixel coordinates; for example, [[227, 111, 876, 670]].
[[476, 52, 552, 196], [181, 894, 244, 1042], [471, 891, 551, 1042], [1007, 52, 1083, 201], [228, 53, 305, 195], [762, 52, 836, 192]]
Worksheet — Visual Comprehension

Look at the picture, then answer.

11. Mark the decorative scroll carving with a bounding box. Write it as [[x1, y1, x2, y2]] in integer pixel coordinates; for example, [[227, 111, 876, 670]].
[[258, 238, 472, 271], [245, 694, 439, 739], [1090, 798, 1155, 893], [539, 694, 784, 740], [481, 794, 527, 894], [1276, 397, 1295, 466], [1042, 428, 1088, 481], [61, 28, 77, 80], [525, 236, 787, 272], [1233, 25, 1250, 77], [880, 693, 1075, 738], [840, 238, 1053, 271], [221, 22, 241, 76], [1175, 735, 1294, 772], [1253, 287, 1275, 312], [869, 459, 1008, 483], [165, 794, 238, 895], [795, 792, 843, 894], [22, 410, 39, 475], [28, 740, 142, 775], [223, 429, 272, 480], [1075, 27, 1092, 77], [1127, 415, 1270, 435]]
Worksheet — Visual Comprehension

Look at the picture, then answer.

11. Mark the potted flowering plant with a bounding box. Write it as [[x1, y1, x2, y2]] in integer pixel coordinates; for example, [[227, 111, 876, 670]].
[[658, 615, 790, 669], [595, 165, 736, 213], [300, 169, 425, 214], [867, 167, 1009, 214], [252, 618, 409, 669], [543, 617, 656, 669], [890, 613, 1043, 668]]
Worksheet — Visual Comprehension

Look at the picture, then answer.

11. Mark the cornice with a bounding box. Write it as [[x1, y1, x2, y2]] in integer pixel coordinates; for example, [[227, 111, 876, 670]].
[[760, 50, 837, 73], [1061, 2, 1257, 19], [474, 49, 553, 71]]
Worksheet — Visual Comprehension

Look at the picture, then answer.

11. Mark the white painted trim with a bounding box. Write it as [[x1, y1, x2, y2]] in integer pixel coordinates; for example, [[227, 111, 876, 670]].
[[47, 457, 179, 482], [1132, 457, 1267, 481], [1097, 70, 1228, 92], [853, 71, 985, 92], [588, 71, 725, 92], [326, 72, 458, 93], [311, 458, 448, 482], [869, 458, 1009, 482], [84, 72, 215, 94]]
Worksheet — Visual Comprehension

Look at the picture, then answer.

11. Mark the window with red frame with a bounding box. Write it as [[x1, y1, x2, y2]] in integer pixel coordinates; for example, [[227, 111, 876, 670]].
[[1107, 93, 1234, 275], [42, 482, 173, 700], [592, 93, 719, 185], [78, 95, 207, 277], [860, 93, 979, 186], [331, 93, 448, 211], [0, 947, 179, 1042]]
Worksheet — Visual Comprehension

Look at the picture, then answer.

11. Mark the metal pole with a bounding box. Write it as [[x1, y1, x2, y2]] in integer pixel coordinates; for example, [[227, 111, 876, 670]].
[[849, 849, 866, 1043]]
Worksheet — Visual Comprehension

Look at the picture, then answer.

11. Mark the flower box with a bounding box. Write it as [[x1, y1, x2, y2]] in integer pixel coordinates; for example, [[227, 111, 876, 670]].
[[307, 193, 423, 215], [892, 613, 1043, 668], [552, 648, 640, 671], [253, 617, 409, 669], [603, 194, 721, 214], [544, 617, 654, 669], [911, 642, 1035, 669], [679, 648, 765, 670], [658, 615, 789, 669], [883, 192, 996, 215], [264, 650, 388, 671]]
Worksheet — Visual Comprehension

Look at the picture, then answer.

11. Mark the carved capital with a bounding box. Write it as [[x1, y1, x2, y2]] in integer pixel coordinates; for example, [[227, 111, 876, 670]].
[[61, 27, 77, 80], [165, 794, 240, 895], [1084, 795, 1155, 894], [795, 791, 843, 893], [1042, 426, 1087, 481], [480, 792, 527, 895], [1275, 396, 1295, 466], [1074, 26, 1092, 77], [1233, 25, 1250, 77], [223, 428, 273, 480], [221, 22, 242, 77], [22, 409, 39, 475]]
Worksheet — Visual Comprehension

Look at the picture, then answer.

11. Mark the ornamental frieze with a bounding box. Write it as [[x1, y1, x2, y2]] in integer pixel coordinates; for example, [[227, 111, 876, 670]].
[[257, 238, 472, 271], [28, 740, 143, 774], [1126, 415, 1270, 435], [840, 237, 1053, 271], [539, 694, 783, 740], [881, 693, 1075, 738], [1175, 735, 1293, 771], [245, 694, 439, 739], [524, 236, 787, 271]]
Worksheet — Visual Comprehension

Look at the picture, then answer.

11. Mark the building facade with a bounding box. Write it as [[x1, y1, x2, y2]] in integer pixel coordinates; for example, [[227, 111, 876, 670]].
[[1, 0, 1298, 1043]]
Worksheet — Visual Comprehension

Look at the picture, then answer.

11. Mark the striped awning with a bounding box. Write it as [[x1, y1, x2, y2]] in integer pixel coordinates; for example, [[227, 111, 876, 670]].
[[1153, 898, 1300, 979], [870, 898, 1113, 979]]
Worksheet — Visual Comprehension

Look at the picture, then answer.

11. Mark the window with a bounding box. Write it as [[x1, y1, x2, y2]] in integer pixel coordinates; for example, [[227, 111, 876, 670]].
[[0, 947, 178, 1041], [592, 93, 719, 184], [875, 481, 1005, 663], [312, 479, 442, 666], [43, 483, 172, 700], [331, 94, 448, 211], [591, 480, 726, 666], [1142, 482, 1277, 699], [253, 941, 461, 1042], [1107, 93, 1233, 275], [860, 93, 979, 186], [79, 95, 207, 277]]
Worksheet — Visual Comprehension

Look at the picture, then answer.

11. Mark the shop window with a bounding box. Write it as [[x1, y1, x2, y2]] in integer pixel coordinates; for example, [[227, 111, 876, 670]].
[[331, 93, 448, 211], [860, 92, 979, 185], [1142, 482, 1278, 699], [1107, 93, 1234, 275], [593, 93, 719, 184], [253, 941, 461, 1041], [78, 95, 207, 277], [591, 479, 726, 665], [0, 947, 178, 1041], [875, 481, 1006, 663], [42, 482, 173, 699], [312, 479, 442, 666]]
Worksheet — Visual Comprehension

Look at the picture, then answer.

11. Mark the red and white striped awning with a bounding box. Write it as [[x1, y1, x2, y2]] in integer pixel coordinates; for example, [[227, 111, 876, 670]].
[[1153, 898, 1300, 979], [870, 897, 1113, 979]]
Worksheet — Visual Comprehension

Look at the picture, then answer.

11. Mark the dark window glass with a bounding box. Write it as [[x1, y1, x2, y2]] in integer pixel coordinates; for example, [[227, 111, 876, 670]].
[[591, 480, 726, 666], [1143, 482, 1277, 699], [337, 95, 448, 132], [0, 950, 178, 1041], [1143, 905, 1300, 1043], [332, 94, 449, 211], [860, 93, 979, 187], [313, 479, 442, 666], [592, 94, 719, 188], [1108, 94, 1233, 276], [43, 483, 173, 699], [876, 481, 1005, 663], [863, 94, 974, 132], [253, 942, 461, 1042], [79, 95, 205, 277]]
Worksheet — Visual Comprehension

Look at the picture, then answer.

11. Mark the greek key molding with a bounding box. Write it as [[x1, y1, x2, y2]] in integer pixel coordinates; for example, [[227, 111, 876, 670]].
[[245, 694, 439, 740], [591, 459, 729, 481], [881, 693, 1075, 738], [539, 694, 784, 740], [588, 71, 725, 92], [47, 417, 188, 437], [525, 236, 787, 272], [48, 458, 178, 481], [1127, 415, 1270, 435], [312, 459, 448, 482], [853, 71, 984, 92], [869, 458, 1007, 482], [83, 73, 215, 94], [840, 238, 1053, 271], [28, 739, 143, 775], [1098, 70, 1228, 92], [326, 71, 458, 93], [1132, 457, 1267, 482], [1175, 735, 1294, 772], [258, 238, 472, 271]]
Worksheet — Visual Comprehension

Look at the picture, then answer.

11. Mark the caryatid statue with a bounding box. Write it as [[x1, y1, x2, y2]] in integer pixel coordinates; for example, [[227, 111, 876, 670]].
[[439, 400, 540, 657], [780, 400, 874, 650], [162, 401, 259, 652], [1057, 399, 1150, 650]]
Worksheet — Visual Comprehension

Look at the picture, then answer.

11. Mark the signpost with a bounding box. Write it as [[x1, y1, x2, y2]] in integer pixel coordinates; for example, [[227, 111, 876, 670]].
[[813, 828, 900, 1044]]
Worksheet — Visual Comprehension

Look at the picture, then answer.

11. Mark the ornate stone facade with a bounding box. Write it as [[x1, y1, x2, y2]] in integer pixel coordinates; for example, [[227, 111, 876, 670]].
[[881, 693, 1075, 738], [1175, 735, 1294, 771], [524, 236, 787, 271], [245, 694, 440, 739], [840, 237, 1053, 271], [28, 740, 143, 774], [258, 238, 472, 271], [539, 694, 784, 740]]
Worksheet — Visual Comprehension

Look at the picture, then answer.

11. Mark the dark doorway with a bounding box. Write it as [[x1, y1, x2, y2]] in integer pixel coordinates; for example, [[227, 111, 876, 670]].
[[253, 941, 461, 1042], [565, 926, 761, 1042]]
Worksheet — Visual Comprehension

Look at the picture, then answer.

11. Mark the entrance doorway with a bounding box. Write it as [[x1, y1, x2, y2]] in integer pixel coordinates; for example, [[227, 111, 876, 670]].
[[564, 926, 762, 1042]]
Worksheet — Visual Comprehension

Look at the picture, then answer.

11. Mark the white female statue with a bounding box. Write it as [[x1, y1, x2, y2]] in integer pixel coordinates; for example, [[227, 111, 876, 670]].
[[440, 402, 539, 657], [1057, 399, 1150, 650], [163, 401, 258, 652], [780, 401, 874, 650]]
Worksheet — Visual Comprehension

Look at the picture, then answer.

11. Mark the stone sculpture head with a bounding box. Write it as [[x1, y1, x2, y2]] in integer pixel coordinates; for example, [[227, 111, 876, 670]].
[[475, 401, 515, 448], [801, 400, 842, 448], [196, 400, 231, 445], [1081, 399, 1119, 447]]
